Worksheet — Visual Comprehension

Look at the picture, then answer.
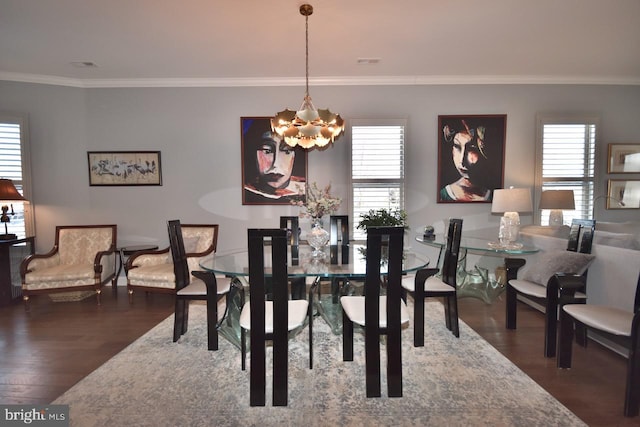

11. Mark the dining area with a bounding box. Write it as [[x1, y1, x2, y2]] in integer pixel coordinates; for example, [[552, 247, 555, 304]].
[[164, 213, 435, 406]]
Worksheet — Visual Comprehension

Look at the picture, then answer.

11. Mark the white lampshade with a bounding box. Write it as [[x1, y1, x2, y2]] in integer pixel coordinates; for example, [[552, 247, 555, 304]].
[[491, 188, 533, 213]]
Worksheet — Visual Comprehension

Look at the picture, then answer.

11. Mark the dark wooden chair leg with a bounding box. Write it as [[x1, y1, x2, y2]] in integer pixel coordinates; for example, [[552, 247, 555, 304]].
[[557, 308, 575, 369], [342, 309, 353, 361], [624, 324, 640, 417], [506, 283, 517, 329], [413, 290, 425, 347]]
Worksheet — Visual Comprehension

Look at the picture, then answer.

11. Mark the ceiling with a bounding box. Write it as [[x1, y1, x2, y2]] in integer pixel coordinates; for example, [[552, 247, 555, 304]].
[[1, 0, 639, 88]]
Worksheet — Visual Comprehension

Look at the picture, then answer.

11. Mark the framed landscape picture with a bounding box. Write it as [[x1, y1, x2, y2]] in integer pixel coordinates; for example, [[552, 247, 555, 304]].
[[437, 114, 506, 203], [608, 144, 640, 173], [87, 151, 162, 186], [607, 179, 640, 209], [240, 116, 307, 205]]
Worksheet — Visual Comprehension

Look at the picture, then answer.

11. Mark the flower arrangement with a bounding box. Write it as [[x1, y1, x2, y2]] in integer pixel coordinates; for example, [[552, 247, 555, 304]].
[[292, 182, 341, 219]]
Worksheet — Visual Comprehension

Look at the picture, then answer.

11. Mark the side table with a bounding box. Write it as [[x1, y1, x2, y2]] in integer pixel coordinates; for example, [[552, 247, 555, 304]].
[[117, 244, 159, 278], [0, 236, 35, 306]]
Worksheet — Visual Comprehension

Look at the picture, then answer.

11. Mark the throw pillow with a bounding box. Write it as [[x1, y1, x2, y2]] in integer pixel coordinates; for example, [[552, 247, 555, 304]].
[[521, 250, 595, 286]]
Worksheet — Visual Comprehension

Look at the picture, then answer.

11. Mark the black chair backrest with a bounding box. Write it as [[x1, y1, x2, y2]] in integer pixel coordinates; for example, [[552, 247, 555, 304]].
[[168, 219, 190, 291], [634, 272, 640, 314], [330, 215, 349, 265], [364, 226, 405, 395], [567, 219, 596, 254], [441, 218, 463, 287], [279, 216, 299, 265], [247, 228, 289, 406]]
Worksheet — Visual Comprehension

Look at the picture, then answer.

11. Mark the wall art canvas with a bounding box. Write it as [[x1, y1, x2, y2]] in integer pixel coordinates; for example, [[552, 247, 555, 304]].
[[241, 116, 307, 205], [437, 114, 506, 203], [88, 151, 162, 186]]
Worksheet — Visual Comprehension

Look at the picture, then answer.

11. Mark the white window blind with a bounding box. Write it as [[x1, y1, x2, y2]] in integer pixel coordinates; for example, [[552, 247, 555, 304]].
[[0, 117, 31, 237], [351, 121, 405, 240], [538, 121, 596, 224]]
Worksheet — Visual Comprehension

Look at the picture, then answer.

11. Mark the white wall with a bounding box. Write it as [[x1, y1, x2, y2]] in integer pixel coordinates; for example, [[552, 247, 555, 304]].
[[1, 81, 639, 254]]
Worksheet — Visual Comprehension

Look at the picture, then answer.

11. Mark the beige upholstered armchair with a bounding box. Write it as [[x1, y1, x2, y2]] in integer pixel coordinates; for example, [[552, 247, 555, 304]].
[[126, 224, 218, 301], [20, 225, 117, 306]]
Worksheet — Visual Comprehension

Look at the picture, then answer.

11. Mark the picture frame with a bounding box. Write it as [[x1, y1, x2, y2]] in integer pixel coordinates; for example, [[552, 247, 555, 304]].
[[240, 116, 308, 205], [87, 151, 162, 186], [607, 179, 640, 209], [607, 143, 640, 173], [437, 114, 506, 203]]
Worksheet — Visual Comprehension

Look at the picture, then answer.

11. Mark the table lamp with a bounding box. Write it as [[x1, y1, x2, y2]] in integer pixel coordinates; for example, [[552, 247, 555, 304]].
[[0, 178, 26, 240], [539, 190, 575, 226], [491, 187, 532, 246]]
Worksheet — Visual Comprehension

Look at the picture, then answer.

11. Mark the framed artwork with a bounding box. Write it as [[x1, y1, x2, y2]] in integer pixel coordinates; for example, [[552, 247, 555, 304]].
[[87, 151, 162, 186], [608, 144, 640, 173], [437, 114, 506, 203], [607, 179, 640, 209], [240, 116, 307, 205]]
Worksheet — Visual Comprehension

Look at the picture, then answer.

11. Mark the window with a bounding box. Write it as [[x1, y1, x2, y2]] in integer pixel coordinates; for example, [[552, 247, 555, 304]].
[[535, 115, 597, 224], [350, 120, 405, 240], [0, 113, 33, 237]]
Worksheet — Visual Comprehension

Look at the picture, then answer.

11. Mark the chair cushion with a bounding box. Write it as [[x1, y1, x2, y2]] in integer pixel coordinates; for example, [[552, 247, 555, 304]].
[[239, 300, 309, 333], [520, 250, 595, 287], [128, 264, 175, 288], [176, 276, 232, 295], [401, 274, 455, 293], [340, 295, 410, 328], [24, 264, 95, 283], [510, 279, 587, 299], [563, 304, 633, 336]]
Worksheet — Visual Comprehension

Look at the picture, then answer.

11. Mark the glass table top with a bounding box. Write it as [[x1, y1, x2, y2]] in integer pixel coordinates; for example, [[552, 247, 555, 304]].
[[199, 243, 430, 278], [416, 234, 539, 255]]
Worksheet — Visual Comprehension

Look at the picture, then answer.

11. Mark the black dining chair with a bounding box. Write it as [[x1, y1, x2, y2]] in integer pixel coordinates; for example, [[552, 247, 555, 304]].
[[402, 218, 463, 345], [239, 228, 312, 406], [557, 271, 640, 417], [505, 218, 596, 357], [168, 220, 232, 351], [341, 226, 408, 397]]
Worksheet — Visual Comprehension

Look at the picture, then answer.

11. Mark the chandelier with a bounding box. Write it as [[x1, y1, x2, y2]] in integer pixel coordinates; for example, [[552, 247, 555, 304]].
[[271, 4, 344, 150]]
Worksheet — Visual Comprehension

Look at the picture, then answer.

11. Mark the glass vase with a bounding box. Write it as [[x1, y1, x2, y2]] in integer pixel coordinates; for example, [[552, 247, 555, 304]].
[[308, 218, 329, 257]]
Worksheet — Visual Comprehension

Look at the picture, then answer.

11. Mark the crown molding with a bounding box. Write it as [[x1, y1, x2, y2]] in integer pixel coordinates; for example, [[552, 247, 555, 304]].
[[1, 71, 639, 88]]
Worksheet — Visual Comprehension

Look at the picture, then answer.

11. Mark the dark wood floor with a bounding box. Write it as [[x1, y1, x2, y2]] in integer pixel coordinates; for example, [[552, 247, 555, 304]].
[[0, 286, 637, 426]]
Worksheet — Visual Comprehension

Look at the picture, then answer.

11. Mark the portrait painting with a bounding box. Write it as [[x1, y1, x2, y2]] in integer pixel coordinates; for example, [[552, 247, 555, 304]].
[[241, 116, 307, 205], [437, 114, 506, 203]]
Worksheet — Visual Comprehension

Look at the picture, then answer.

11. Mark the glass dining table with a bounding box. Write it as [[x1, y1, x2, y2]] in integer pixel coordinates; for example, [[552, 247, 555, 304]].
[[416, 234, 539, 303], [199, 243, 430, 346]]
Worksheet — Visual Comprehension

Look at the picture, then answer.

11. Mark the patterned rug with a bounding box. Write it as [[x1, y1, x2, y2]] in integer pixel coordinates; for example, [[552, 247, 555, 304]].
[[53, 301, 585, 426]]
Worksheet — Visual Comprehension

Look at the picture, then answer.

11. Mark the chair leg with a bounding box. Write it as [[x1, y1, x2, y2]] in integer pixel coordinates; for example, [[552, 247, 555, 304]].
[[241, 328, 247, 371], [342, 309, 353, 361], [444, 296, 452, 331], [449, 295, 460, 338], [206, 295, 219, 351], [95, 289, 102, 305], [544, 299, 558, 358], [173, 299, 185, 343], [557, 308, 575, 369], [309, 297, 314, 369], [506, 284, 517, 329], [413, 294, 425, 347], [575, 323, 588, 347], [127, 288, 134, 304], [182, 300, 189, 334], [624, 331, 640, 417]]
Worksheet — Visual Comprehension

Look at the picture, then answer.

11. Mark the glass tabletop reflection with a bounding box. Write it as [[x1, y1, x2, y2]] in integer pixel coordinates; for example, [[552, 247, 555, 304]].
[[199, 243, 430, 278]]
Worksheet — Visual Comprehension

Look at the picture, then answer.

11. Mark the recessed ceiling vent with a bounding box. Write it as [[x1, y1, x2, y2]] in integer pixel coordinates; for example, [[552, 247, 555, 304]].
[[70, 61, 98, 68], [357, 58, 380, 64]]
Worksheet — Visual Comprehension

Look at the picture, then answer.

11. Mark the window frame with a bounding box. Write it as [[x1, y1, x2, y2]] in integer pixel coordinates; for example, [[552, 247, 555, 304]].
[[534, 113, 599, 224], [0, 112, 35, 237], [349, 118, 406, 241]]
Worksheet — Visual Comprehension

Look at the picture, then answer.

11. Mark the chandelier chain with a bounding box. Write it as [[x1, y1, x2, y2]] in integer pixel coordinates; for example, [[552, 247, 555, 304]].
[[305, 13, 309, 97]]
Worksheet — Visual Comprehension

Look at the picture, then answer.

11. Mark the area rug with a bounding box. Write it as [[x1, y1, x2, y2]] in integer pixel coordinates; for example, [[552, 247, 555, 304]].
[[53, 301, 585, 426]]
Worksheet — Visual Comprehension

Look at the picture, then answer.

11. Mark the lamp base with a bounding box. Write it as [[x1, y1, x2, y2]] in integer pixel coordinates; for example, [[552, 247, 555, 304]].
[[0, 233, 17, 241], [548, 210, 564, 226], [498, 212, 521, 245]]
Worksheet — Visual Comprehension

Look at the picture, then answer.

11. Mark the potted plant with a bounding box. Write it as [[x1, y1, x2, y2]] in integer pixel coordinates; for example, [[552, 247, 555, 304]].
[[356, 208, 408, 232]]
